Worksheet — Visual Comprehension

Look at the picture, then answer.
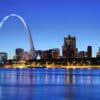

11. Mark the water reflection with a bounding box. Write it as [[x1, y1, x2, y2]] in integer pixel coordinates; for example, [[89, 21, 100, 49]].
[[0, 68, 100, 100], [1, 68, 100, 85]]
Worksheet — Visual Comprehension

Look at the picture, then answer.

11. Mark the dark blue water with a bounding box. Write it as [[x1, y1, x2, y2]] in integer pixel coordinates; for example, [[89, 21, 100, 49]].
[[0, 68, 100, 100]]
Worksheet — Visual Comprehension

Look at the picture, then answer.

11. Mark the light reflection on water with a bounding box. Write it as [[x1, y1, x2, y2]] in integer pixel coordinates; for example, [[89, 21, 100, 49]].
[[0, 68, 100, 100]]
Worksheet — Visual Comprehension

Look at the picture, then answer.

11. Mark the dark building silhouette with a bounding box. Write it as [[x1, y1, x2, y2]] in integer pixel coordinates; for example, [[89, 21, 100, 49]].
[[37, 48, 60, 60], [0, 52, 8, 61], [15, 48, 24, 60], [78, 51, 87, 58], [77, 46, 92, 58], [87, 46, 92, 58], [51, 48, 60, 59], [41, 50, 51, 60], [62, 35, 77, 58], [96, 47, 100, 58]]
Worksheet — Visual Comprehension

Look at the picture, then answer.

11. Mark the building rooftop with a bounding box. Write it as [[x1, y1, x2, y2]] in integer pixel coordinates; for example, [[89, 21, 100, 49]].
[[65, 34, 75, 39]]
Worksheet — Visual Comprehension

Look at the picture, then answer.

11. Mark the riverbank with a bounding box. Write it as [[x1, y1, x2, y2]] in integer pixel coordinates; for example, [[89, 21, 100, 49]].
[[1, 63, 100, 69]]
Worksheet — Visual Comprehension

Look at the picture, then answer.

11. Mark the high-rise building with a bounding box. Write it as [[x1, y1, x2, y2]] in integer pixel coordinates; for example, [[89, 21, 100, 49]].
[[96, 47, 100, 58], [87, 46, 92, 58], [0, 52, 8, 61], [77, 46, 92, 58], [15, 48, 24, 60], [62, 35, 77, 58]]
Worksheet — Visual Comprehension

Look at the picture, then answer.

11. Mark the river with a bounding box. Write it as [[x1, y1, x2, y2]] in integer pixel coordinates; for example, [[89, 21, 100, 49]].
[[0, 68, 100, 100]]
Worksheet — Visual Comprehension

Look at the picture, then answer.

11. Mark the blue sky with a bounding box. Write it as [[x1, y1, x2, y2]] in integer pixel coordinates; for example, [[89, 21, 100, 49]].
[[0, 0, 100, 58]]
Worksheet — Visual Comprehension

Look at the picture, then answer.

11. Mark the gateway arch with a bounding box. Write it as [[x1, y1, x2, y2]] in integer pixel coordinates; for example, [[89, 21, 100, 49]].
[[0, 14, 36, 59]]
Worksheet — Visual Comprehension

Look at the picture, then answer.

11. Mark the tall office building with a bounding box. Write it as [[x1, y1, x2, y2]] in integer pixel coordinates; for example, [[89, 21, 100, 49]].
[[0, 52, 8, 61], [15, 48, 24, 60], [87, 46, 92, 58], [96, 47, 100, 58], [62, 35, 77, 58]]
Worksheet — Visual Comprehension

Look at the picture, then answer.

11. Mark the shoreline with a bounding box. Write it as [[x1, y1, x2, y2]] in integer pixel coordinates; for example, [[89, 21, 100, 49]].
[[1, 64, 100, 69]]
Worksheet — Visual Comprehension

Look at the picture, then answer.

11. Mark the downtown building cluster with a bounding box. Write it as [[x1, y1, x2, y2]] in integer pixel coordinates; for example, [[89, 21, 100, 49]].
[[0, 35, 100, 61], [10, 35, 97, 60], [35, 35, 92, 60], [62, 35, 92, 58]]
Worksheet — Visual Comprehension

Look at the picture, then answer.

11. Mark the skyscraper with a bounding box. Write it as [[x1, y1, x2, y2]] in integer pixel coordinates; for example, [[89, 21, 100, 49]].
[[62, 35, 77, 58], [15, 48, 24, 60], [87, 46, 92, 58], [0, 52, 8, 61], [96, 47, 100, 58]]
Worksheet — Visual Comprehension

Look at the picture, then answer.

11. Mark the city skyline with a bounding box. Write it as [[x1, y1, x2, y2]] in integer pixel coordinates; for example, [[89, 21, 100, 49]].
[[0, 35, 96, 60], [0, 0, 100, 58]]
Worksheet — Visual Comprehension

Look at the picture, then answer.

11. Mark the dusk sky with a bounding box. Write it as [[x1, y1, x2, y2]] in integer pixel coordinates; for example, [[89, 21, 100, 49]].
[[0, 0, 100, 58]]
